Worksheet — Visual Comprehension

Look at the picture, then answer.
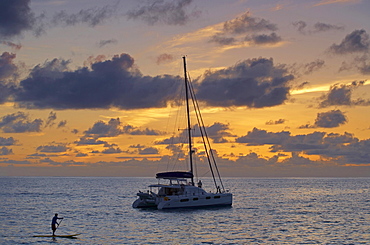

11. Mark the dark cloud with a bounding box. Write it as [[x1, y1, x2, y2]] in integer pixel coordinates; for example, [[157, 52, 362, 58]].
[[45, 111, 57, 128], [328, 29, 370, 54], [223, 12, 277, 34], [0, 52, 18, 103], [210, 12, 280, 47], [75, 137, 108, 146], [36, 143, 69, 153], [299, 110, 347, 129], [98, 39, 117, 48], [265, 130, 370, 164], [313, 22, 344, 32], [292, 21, 307, 34], [138, 147, 159, 155], [0, 146, 13, 155], [0, 52, 18, 80], [318, 81, 370, 108], [84, 118, 162, 138], [0, 159, 32, 165], [245, 32, 282, 45], [127, 0, 201, 26], [0, 111, 43, 133], [265, 119, 286, 125], [76, 152, 88, 157], [0, 137, 17, 146], [302, 59, 325, 75], [293, 21, 344, 35], [71, 129, 79, 134], [0, 0, 35, 39], [156, 122, 233, 144], [314, 109, 347, 128], [236, 127, 291, 146], [195, 57, 294, 108], [85, 118, 122, 137], [13, 53, 182, 110], [57, 120, 67, 128], [156, 53, 175, 65], [197, 122, 234, 143], [209, 34, 237, 46], [340, 54, 370, 75], [1, 41, 22, 50], [52, 5, 117, 27], [101, 147, 122, 154]]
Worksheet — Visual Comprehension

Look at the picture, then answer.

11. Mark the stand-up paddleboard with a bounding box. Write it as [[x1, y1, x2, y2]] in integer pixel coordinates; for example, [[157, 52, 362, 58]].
[[33, 234, 80, 238]]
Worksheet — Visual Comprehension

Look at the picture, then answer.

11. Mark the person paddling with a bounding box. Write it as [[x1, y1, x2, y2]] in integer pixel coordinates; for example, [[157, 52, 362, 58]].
[[51, 213, 63, 235]]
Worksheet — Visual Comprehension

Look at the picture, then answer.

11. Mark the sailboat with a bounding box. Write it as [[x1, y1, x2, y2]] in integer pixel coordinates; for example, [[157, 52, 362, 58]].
[[132, 57, 232, 209]]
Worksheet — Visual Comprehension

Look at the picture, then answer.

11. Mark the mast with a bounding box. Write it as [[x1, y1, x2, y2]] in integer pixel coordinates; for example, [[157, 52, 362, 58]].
[[183, 56, 194, 186]]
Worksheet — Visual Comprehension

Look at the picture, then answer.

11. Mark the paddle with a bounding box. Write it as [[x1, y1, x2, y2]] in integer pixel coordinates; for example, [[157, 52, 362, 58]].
[[56, 218, 63, 230]]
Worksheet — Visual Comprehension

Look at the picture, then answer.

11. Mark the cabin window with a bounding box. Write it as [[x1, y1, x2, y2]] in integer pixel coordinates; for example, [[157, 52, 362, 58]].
[[206, 196, 211, 199], [180, 199, 189, 202], [214, 196, 221, 199], [193, 198, 198, 201]]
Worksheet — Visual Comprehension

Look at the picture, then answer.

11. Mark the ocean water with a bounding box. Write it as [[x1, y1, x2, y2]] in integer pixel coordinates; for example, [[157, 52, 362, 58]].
[[0, 177, 369, 244]]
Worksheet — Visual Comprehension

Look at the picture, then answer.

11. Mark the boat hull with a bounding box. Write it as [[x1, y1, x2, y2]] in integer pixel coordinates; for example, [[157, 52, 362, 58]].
[[133, 191, 232, 210], [157, 193, 232, 210]]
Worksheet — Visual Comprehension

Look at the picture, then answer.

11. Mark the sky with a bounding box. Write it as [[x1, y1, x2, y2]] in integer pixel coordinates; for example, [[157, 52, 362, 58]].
[[1, 0, 370, 177]]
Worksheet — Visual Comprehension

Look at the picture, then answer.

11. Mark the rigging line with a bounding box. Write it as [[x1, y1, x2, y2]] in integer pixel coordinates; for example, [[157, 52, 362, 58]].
[[187, 74, 226, 191], [187, 74, 219, 190]]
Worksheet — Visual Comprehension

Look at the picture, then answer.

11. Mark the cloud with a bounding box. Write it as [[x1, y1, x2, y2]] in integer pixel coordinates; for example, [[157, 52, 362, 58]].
[[0, 52, 18, 103], [340, 54, 370, 75], [236, 127, 291, 145], [1, 41, 22, 50], [208, 34, 237, 46], [210, 12, 281, 47], [223, 12, 277, 34], [51, 4, 117, 27], [85, 118, 122, 137], [36, 143, 69, 153], [265, 119, 286, 125], [302, 59, 325, 75], [241, 129, 369, 164], [57, 120, 67, 128], [195, 57, 294, 108], [293, 21, 344, 35], [314, 0, 359, 7], [127, 0, 201, 26], [156, 53, 175, 65], [138, 147, 159, 155], [299, 110, 348, 128], [45, 111, 57, 128], [0, 52, 18, 80], [318, 81, 370, 107], [328, 29, 370, 54], [313, 22, 345, 32], [0, 137, 17, 146], [156, 122, 233, 144], [245, 32, 282, 45], [13, 53, 182, 110], [101, 147, 122, 154], [75, 137, 108, 146], [0, 111, 43, 133], [98, 39, 117, 48], [0, 147, 13, 155], [314, 109, 348, 128], [292, 21, 307, 34], [84, 118, 162, 138], [0, 0, 36, 39]]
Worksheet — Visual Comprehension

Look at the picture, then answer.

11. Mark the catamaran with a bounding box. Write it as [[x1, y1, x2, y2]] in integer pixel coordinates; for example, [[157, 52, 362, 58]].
[[132, 57, 232, 209]]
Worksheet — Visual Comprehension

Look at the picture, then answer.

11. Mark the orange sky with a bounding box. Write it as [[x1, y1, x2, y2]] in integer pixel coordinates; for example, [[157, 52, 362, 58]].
[[1, 0, 370, 177]]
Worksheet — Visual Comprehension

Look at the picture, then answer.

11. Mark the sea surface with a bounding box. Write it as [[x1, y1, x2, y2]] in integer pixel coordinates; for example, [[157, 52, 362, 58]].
[[0, 177, 369, 244]]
